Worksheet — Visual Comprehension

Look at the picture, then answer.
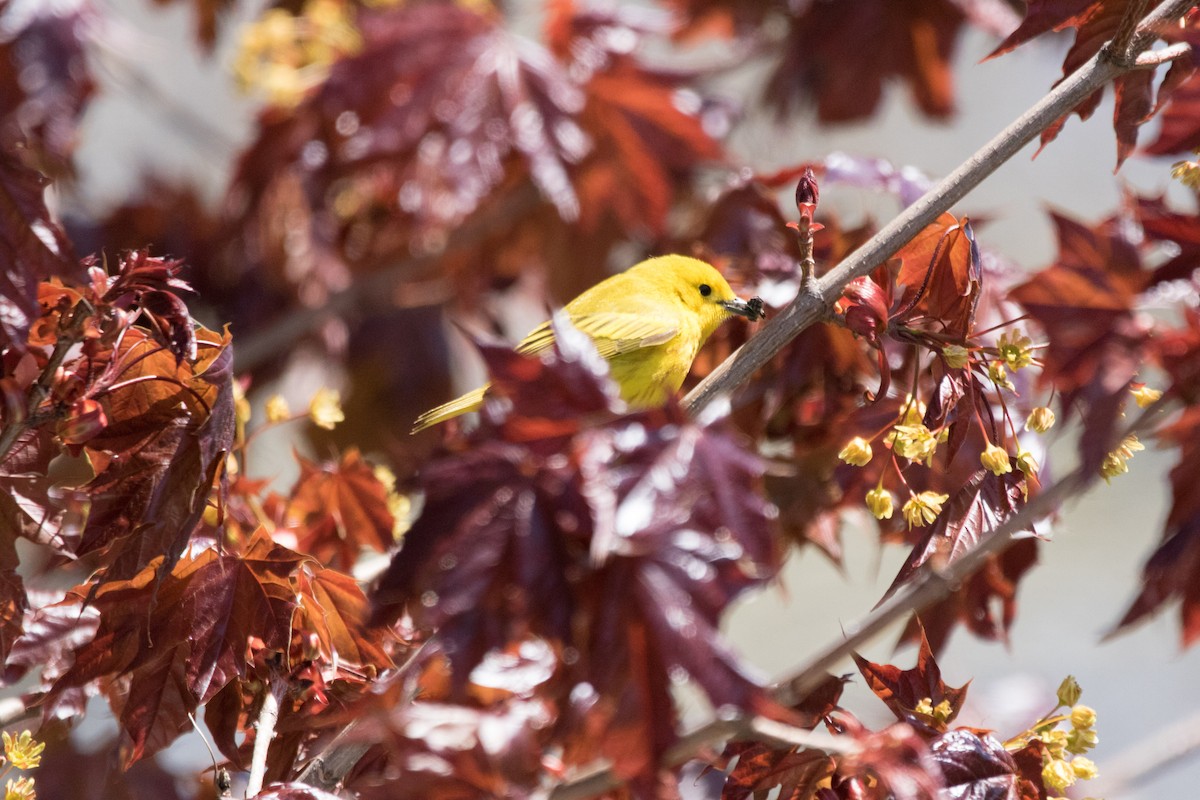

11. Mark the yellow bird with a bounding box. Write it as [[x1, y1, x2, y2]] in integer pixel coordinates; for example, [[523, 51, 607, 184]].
[[412, 254, 765, 432]]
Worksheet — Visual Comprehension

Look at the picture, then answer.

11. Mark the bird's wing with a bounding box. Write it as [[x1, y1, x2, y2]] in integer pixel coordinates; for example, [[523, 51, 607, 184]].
[[515, 312, 678, 360]]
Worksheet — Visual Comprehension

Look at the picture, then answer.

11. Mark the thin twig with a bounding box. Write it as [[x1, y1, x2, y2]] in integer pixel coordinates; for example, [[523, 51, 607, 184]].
[[681, 0, 1196, 417], [245, 674, 287, 798]]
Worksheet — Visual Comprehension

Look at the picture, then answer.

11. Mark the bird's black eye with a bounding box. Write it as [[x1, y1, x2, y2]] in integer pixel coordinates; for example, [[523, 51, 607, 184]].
[[698, 283, 712, 297]]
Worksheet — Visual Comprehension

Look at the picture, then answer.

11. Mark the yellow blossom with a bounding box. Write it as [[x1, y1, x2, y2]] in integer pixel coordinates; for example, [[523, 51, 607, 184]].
[[980, 443, 1012, 476], [902, 491, 949, 529], [1070, 705, 1097, 730], [1071, 756, 1098, 780], [2, 731, 43, 770], [996, 328, 1035, 371], [1130, 384, 1162, 408], [1038, 729, 1069, 759], [1100, 434, 1144, 482], [4, 777, 35, 800], [943, 344, 969, 369], [988, 361, 1015, 392], [1067, 726, 1098, 754], [914, 697, 933, 715], [866, 487, 895, 520], [838, 437, 873, 466], [1042, 758, 1076, 792], [265, 394, 291, 424], [891, 423, 938, 465], [1025, 406, 1056, 433], [1016, 450, 1038, 477], [309, 387, 345, 430]]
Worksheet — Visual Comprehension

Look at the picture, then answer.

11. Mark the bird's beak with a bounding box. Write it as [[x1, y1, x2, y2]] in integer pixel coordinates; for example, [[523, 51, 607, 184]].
[[721, 296, 767, 322]]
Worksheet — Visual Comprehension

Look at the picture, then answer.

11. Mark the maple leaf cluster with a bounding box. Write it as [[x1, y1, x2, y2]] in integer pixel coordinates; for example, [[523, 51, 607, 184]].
[[715, 629, 1101, 800]]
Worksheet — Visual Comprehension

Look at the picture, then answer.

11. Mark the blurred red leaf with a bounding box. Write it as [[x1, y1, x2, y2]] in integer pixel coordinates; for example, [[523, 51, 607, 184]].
[[766, 0, 967, 123], [0, 155, 78, 349], [1114, 405, 1200, 646], [285, 448, 396, 569], [151, 0, 236, 51], [0, 4, 96, 175], [840, 723, 942, 800], [852, 624, 969, 735]]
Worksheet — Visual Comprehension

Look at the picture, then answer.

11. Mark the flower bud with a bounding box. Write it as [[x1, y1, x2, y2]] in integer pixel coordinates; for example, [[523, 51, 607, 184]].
[[838, 437, 873, 466], [57, 398, 107, 449], [1016, 450, 1038, 477], [980, 443, 1012, 476], [795, 167, 819, 210], [1070, 705, 1096, 730], [1025, 406, 1056, 433], [1056, 675, 1082, 707], [866, 487, 895, 520]]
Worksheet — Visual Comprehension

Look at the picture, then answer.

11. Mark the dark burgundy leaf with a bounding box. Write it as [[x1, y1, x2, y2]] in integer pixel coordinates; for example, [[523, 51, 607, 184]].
[[885, 471, 1028, 599], [930, 729, 1021, 800]]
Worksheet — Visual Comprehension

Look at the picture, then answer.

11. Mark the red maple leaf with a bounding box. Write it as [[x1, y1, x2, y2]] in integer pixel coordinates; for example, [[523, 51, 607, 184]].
[[852, 624, 970, 736], [765, 0, 969, 123], [285, 448, 397, 569]]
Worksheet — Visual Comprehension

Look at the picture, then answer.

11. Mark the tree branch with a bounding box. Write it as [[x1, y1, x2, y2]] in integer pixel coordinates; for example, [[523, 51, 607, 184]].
[[245, 674, 287, 798], [682, 0, 1196, 416]]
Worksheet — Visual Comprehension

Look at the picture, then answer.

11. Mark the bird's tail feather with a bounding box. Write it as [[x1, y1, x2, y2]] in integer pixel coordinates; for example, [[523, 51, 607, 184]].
[[411, 385, 489, 432]]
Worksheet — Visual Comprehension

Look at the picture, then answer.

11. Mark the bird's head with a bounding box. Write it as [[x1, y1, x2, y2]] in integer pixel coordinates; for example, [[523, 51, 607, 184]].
[[636, 255, 765, 340]]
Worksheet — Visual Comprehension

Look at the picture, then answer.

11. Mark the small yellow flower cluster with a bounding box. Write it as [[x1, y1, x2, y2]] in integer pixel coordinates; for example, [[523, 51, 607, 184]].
[[1100, 434, 1144, 482], [233, 0, 363, 108], [902, 491, 948, 529], [1130, 383, 1163, 408], [1025, 678, 1100, 799], [1172, 158, 1200, 189], [890, 424, 938, 465], [913, 696, 954, 724], [373, 464, 412, 540], [309, 387, 345, 430], [1, 731, 44, 800]]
